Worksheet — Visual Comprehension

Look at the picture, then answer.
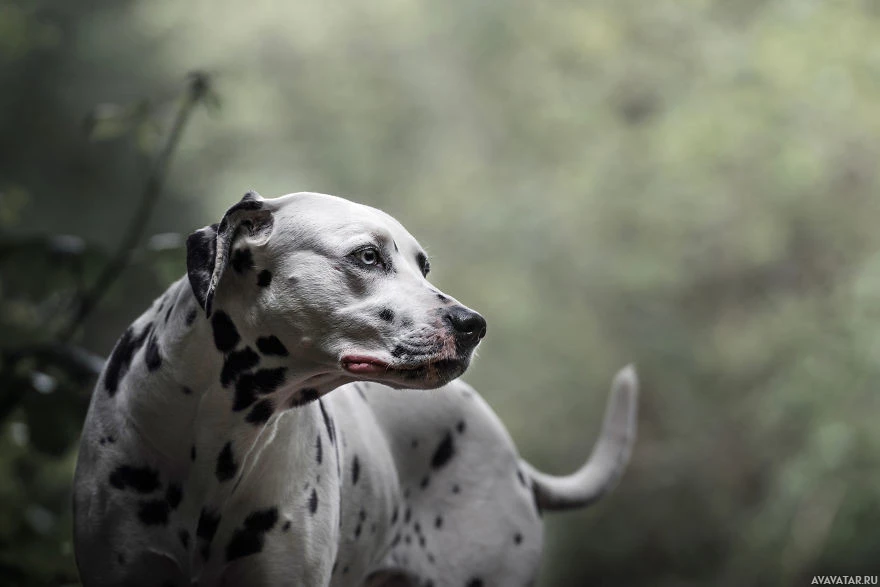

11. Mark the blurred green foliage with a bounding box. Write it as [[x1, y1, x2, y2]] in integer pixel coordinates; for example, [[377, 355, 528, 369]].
[[2, 0, 880, 585]]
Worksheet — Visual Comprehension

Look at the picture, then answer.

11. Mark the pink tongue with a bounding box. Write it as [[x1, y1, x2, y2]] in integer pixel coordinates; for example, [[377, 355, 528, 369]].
[[345, 362, 385, 374]]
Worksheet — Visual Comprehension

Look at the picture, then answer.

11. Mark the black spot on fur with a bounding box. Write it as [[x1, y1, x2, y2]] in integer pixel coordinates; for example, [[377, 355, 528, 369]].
[[316, 434, 323, 465], [517, 469, 528, 488], [233, 367, 287, 411], [211, 311, 240, 352], [456, 420, 466, 434], [405, 507, 411, 524], [405, 535, 412, 545], [225, 507, 278, 562], [282, 520, 291, 532], [109, 465, 160, 493], [436, 293, 448, 302], [352, 456, 360, 485], [514, 532, 523, 545], [104, 323, 153, 396], [186, 308, 198, 326], [431, 432, 455, 470], [378, 308, 394, 322], [309, 488, 319, 514], [416, 252, 430, 277], [164, 304, 174, 324], [257, 270, 272, 288], [215, 442, 238, 482], [197, 508, 221, 560], [319, 400, 335, 445], [256, 335, 288, 356], [166, 483, 183, 510], [246, 398, 275, 425], [221, 346, 260, 387], [179, 529, 190, 549], [291, 387, 320, 407], [466, 580, 484, 587], [391, 506, 399, 524], [182, 386, 193, 395], [452, 484, 460, 494], [420, 476, 430, 489], [435, 515, 443, 529], [230, 248, 254, 273], [355, 524, 362, 538], [145, 334, 162, 371], [138, 499, 170, 526]]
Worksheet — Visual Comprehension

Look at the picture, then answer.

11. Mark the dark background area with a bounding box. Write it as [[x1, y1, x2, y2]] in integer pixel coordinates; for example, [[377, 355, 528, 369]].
[[2, 0, 880, 585]]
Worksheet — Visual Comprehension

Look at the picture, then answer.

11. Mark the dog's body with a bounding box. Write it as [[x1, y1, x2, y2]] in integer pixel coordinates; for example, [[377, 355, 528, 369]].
[[73, 192, 637, 587]]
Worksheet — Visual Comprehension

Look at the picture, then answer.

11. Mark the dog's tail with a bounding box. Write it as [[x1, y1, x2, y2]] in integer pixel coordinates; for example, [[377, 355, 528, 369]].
[[520, 364, 638, 512]]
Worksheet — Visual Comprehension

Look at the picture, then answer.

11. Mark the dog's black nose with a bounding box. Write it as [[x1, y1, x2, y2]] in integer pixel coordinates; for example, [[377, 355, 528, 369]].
[[446, 307, 487, 344]]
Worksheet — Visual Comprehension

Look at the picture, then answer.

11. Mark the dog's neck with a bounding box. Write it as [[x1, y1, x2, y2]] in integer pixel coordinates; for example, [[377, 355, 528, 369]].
[[119, 277, 343, 482]]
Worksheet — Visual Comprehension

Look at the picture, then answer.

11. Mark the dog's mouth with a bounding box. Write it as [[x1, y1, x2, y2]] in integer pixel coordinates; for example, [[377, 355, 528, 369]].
[[340, 354, 466, 384]]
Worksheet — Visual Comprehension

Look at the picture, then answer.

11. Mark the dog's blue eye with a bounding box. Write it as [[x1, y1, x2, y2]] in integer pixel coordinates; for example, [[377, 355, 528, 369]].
[[357, 248, 380, 266]]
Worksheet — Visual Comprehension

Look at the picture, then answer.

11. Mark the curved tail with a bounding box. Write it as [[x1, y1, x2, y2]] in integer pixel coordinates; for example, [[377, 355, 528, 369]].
[[520, 365, 639, 511]]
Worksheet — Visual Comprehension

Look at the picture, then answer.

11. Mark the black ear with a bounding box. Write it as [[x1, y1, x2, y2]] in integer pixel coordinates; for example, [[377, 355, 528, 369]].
[[186, 191, 273, 316]]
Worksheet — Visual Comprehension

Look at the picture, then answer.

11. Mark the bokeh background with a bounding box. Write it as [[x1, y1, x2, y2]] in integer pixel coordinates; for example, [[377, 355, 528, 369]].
[[3, 0, 880, 585]]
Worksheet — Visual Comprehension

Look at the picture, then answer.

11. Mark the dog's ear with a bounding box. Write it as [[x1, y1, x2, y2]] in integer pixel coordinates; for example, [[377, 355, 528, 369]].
[[186, 191, 274, 316]]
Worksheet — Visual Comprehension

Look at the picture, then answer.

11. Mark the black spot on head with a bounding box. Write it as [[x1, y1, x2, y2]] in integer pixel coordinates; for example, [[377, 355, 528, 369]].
[[391, 506, 399, 524], [104, 323, 153, 396], [452, 484, 460, 494], [164, 303, 174, 324], [435, 515, 443, 529], [215, 442, 238, 482], [456, 420, 466, 434], [517, 469, 528, 488], [186, 308, 198, 326], [221, 346, 260, 387], [355, 524, 362, 538], [257, 269, 272, 288], [256, 335, 288, 356], [246, 398, 275, 425], [138, 499, 170, 526], [411, 439, 419, 449], [233, 367, 286, 411], [420, 476, 430, 489], [352, 455, 360, 485], [225, 507, 279, 562], [109, 465, 160, 493], [315, 434, 323, 465], [416, 252, 430, 277], [211, 311, 240, 352], [405, 535, 412, 545], [230, 248, 254, 273], [309, 488, 319, 514], [145, 334, 162, 371], [514, 532, 523, 545], [431, 432, 455, 470], [404, 507, 411, 524], [166, 483, 183, 510], [179, 529, 190, 549], [290, 388, 320, 408], [419, 535, 426, 548], [378, 308, 394, 322], [282, 520, 291, 532], [466, 580, 484, 587]]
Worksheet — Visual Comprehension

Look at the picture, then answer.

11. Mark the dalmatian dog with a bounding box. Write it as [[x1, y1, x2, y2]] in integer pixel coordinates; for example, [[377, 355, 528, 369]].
[[73, 191, 638, 587]]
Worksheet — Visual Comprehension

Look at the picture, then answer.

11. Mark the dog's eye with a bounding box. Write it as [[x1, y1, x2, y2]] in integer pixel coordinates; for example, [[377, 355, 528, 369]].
[[356, 247, 381, 267]]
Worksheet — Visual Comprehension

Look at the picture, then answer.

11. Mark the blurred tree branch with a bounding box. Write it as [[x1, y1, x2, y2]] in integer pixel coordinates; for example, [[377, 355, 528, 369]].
[[58, 71, 215, 343]]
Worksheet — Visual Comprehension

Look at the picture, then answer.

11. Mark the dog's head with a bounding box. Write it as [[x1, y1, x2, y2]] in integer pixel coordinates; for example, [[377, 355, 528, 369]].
[[186, 191, 486, 390]]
